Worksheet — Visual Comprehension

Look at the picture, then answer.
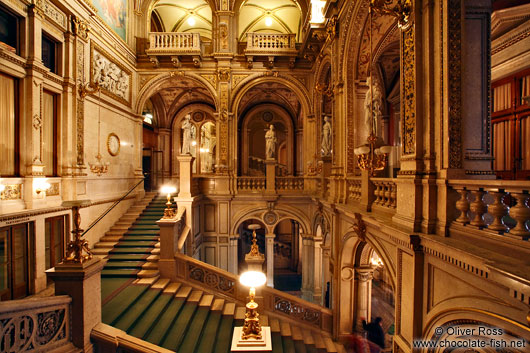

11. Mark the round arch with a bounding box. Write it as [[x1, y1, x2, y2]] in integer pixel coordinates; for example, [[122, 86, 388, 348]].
[[135, 72, 218, 115], [230, 75, 313, 118], [230, 205, 311, 236]]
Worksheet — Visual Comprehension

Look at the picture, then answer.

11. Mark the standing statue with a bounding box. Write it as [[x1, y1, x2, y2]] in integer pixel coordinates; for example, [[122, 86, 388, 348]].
[[364, 76, 383, 136], [181, 114, 193, 154], [321, 116, 332, 156], [265, 124, 277, 159]]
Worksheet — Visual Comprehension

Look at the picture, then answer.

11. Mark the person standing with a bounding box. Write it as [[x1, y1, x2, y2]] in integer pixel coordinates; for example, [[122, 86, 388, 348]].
[[362, 317, 385, 349]]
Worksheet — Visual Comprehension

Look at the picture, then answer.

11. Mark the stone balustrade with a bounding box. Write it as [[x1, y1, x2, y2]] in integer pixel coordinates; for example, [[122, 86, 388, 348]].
[[275, 177, 304, 191], [346, 178, 362, 201], [146, 32, 201, 54], [450, 180, 530, 239], [246, 33, 296, 52], [371, 178, 397, 209], [173, 253, 332, 332], [237, 177, 266, 192], [0, 295, 72, 352]]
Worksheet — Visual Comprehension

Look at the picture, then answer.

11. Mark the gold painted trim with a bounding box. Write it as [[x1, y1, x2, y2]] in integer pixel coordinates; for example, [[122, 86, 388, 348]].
[[107, 132, 120, 156]]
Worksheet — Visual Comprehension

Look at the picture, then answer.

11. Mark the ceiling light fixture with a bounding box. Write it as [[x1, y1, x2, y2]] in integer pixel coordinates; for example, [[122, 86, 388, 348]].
[[187, 16, 196, 26], [265, 17, 273, 27]]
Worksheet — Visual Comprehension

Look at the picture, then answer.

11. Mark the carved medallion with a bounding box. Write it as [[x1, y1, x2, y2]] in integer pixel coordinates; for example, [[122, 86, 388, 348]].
[[263, 211, 278, 225]]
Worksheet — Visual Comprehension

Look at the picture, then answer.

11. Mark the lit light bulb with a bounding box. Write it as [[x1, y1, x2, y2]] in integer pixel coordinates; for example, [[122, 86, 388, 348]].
[[265, 17, 273, 27], [187, 16, 196, 26]]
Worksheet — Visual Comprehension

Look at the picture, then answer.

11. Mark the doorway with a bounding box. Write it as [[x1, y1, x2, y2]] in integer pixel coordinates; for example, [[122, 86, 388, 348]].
[[0, 222, 34, 300]]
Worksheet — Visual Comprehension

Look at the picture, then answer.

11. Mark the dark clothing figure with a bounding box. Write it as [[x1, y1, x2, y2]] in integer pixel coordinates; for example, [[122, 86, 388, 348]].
[[362, 317, 385, 348]]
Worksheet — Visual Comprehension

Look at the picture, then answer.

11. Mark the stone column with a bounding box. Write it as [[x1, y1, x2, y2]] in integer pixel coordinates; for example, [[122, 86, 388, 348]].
[[321, 245, 331, 308], [313, 237, 323, 305], [265, 233, 275, 287], [158, 128, 171, 179], [46, 258, 106, 352], [265, 159, 276, 194], [354, 267, 374, 330], [301, 234, 314, 302], [228, 234, 239, 274]]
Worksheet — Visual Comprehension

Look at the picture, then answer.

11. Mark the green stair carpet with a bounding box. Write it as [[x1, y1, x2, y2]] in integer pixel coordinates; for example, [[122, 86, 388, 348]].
[[100, 195, 334, 353]]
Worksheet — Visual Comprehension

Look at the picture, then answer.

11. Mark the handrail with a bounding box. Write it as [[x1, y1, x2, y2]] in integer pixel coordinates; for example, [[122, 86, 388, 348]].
[[81, 178, 144, 237]]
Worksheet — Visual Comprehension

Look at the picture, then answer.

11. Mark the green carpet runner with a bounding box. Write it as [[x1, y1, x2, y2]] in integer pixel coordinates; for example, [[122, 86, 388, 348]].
[[100, 194, 339, 353]]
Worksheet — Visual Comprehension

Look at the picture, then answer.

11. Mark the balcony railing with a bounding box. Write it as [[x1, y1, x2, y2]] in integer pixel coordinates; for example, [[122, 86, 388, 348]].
[[449, 180, 530, 239], [237, 177, 266, 192], [371, 178, 397, 209], [146, 32, 201, 55], [276, 177, 304, 191], [0, 296, 72, 352], [245, 33, 297, 53]]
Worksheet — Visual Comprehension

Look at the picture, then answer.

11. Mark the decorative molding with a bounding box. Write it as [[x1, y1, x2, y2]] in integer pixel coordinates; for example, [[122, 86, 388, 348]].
[[401, 25, 415, 155], [448, 0, 462, 168], [0, 184, 22, 200], [90, 43, 132, 106], [46, 182, 60, 196], [231, 74, 248, 89], [41, 0, 67, 30], [72, 16, 90, 42], [200, 73, 217, 88]]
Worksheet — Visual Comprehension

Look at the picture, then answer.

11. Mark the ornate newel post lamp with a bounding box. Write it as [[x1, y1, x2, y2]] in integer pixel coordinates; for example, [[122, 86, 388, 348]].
[[240, 271, 267, 340], [232, 269, 271, 351], [161, 185, 177, 218]]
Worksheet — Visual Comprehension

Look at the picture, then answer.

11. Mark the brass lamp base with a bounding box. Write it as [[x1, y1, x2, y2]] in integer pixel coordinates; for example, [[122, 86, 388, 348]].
[[231, 327, 271, 351]]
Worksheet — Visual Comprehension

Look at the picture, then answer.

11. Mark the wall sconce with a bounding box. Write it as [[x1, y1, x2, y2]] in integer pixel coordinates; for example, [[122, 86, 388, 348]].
[[34, 178, 51, 195], [161, 185, 177, 218], [0, 184, 5, 193]]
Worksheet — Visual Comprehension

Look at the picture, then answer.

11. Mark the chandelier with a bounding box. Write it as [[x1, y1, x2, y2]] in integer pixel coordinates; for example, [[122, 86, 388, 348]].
[[89, 88, 109, 176], [354, 4, 391, 176]]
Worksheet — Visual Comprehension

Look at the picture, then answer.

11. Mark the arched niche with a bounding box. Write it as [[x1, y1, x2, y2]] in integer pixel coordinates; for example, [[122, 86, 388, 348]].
[[171, 104, 216, 175], [239, 104, 295, 176]]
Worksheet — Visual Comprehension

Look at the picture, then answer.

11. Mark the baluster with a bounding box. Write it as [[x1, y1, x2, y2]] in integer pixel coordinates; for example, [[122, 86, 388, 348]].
[[487, 190, 509, 232], [469, 189, 487, 228], [508, 192, 530, 239], [390, 183, 397, 208], [455, 188, 470, 224], [384, 182, 392, 207]]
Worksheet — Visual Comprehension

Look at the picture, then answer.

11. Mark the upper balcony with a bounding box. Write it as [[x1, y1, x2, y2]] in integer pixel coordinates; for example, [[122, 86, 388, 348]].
[[145, 32, 202, 67], [244, 33, 298, 68]]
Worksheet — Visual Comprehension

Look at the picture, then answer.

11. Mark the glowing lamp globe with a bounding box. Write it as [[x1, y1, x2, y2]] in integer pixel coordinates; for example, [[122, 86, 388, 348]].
[[240, 271, 267, 288], [161, 186, 176, 195]]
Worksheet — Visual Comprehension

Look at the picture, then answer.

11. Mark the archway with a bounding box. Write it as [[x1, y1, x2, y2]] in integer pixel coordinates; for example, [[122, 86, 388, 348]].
[[235, 81, 304, 176], [136, 74, 216, 189], [272, 218, 302, 295]]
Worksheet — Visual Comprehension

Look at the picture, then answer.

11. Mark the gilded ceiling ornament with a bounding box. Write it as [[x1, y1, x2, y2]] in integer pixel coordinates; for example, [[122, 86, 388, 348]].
[[325, 15, 338, 42], [217, 68, 230, 82]]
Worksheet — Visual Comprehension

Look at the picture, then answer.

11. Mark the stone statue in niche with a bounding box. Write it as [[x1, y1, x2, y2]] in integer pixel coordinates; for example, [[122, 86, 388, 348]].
[[200, 126, 216, 173], [321, 116, 332, 156], [364, 76, 383, 136], [265, 124, 277, 159], [181, 114, 194, 154], [92, 51, 130, 100]]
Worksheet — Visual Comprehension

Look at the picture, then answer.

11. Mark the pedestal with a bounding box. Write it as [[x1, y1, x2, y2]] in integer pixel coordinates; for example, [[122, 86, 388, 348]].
[[157, 216, 181, 280], [265, 159, 276, 194], [46, 258, 106, 352], [177, 154, 195, 198], [231, 327, 272, 352]]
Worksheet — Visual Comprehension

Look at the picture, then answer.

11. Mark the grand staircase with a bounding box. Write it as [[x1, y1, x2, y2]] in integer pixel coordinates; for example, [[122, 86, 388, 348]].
[[93, 193, 345, 353]]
